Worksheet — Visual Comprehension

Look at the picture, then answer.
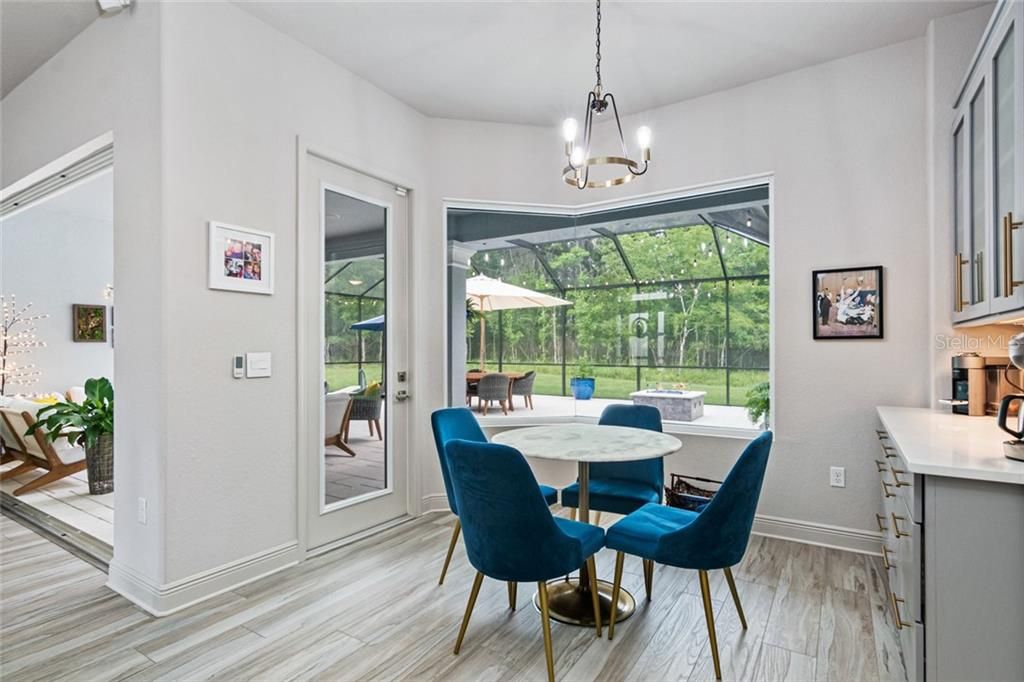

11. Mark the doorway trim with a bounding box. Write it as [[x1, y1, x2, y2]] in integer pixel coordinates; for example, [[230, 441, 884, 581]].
[[294, 135, 419, 557]]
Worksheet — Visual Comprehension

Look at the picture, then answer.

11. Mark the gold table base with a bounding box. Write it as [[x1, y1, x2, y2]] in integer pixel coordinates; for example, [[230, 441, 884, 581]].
[[532, 578, 636, 627]]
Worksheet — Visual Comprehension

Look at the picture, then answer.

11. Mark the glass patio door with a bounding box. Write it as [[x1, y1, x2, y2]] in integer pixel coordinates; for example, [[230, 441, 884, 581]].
[[302, 152, 410, 550]]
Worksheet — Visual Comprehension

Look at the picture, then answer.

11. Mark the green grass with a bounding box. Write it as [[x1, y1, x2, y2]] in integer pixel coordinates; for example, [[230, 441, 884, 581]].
[[326, 361, 766, 407], [498, 363, 766, 407], [325, 363, 383, 391]]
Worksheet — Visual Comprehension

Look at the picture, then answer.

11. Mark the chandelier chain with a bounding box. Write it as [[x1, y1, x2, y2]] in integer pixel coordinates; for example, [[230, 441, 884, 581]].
[[594, 0, 602, 90]]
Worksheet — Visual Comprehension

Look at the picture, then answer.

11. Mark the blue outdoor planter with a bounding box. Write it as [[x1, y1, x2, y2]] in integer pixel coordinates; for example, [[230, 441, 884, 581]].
[[571, 377, 596, 400]]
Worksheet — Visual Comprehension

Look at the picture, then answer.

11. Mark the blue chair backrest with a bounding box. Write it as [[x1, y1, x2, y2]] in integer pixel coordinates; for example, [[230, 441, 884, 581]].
[[431, 407, 487, 515], [445, 439, 584, 581], [659, 430, 773, 569], [590, 404, 665, 493]]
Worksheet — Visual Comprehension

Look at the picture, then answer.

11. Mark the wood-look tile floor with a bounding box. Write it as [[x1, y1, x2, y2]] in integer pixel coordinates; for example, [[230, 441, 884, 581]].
[[0, 512, 907, 682]]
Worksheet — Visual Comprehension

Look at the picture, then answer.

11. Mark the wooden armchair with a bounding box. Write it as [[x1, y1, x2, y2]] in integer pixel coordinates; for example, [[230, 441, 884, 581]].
[[0, 408, 87, 496]]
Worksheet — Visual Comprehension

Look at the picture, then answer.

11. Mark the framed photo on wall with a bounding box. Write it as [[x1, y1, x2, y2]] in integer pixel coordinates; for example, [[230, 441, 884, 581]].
[[208, 221, 274, 295], [72, 304, 107, 343], [812, 266, 883, 339]]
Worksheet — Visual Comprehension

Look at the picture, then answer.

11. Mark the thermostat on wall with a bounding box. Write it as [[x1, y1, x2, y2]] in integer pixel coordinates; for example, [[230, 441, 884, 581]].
[[246, 352, 272, 378]]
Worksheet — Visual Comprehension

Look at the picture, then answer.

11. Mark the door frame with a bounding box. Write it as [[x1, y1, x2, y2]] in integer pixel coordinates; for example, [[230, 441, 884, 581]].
[[295, 136, 419, 557]]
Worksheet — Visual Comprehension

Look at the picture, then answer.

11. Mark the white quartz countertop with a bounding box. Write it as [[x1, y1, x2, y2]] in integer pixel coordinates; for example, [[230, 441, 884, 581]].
[[876, 406, 1024, 485]]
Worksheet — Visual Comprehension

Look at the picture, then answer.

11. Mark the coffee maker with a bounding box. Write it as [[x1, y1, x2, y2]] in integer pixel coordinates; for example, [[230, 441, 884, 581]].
[[996, 332, 1024, 462]]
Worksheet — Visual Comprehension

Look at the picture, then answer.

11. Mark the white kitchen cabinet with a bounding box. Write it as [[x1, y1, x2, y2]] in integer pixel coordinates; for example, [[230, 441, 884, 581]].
[[953, 1, 1024, 324]]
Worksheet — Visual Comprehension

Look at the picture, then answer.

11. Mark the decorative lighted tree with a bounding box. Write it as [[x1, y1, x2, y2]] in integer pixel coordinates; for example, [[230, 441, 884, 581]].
[[1, 295, 48, 396]]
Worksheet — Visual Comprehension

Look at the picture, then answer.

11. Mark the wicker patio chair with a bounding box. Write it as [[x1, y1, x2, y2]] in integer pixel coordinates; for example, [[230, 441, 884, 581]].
[[511, 370, 537, 409], [343, 383, 384, 441], [475, 373, 510, 416]]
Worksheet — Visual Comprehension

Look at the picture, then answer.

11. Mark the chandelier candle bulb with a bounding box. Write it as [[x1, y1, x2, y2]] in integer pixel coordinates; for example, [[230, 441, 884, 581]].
[[562, 118, 578, 143]]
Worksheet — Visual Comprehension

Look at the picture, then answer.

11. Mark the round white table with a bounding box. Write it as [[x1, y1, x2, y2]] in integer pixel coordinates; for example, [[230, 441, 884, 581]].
[[492, 423, 682, 627]]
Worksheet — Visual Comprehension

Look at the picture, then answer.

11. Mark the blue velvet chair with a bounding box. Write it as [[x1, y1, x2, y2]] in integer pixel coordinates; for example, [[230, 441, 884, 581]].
[[560, 404, 664, 525], [431, 407, 558, 585], [604, 430, 774, 680], [445, 438, 605, 682]]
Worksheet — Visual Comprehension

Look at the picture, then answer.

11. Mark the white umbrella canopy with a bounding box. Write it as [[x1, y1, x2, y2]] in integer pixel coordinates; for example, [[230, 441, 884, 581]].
[[465, 275, 571, 370]]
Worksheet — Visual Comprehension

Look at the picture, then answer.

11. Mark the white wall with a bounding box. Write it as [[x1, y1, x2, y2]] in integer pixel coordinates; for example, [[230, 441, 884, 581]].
[[425, 38, 934, 536], [0, 170, 114, 393], [1, 3, 167, 588], [158, 2, 430, 582]]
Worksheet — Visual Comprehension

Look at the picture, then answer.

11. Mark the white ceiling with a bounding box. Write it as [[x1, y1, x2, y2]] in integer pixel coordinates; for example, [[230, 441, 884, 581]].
[[238, 0, 990, 126], [0, 1, 101, 98]]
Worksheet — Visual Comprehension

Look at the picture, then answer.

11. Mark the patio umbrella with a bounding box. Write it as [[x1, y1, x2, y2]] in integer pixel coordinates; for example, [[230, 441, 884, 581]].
[[350, 314, 385, 331], [465, 275, 571, 370]]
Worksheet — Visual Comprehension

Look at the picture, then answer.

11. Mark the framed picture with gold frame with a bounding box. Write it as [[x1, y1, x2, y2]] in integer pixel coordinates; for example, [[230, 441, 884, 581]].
[[72, 304, 108, 343]]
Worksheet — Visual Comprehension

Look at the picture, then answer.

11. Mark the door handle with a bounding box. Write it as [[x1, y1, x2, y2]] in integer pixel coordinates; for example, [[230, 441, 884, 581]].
[[891, 593, 910, 629], [955, 252, 969, 312], [881, 479, 896, 498], [1004, 213, 1023, 295], [394, 390, 411, 402], [891, 512, 911, 538]]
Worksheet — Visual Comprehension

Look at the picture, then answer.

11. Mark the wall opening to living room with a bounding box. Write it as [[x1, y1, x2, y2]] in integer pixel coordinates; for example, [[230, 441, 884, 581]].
[[0, 140, 115, 562], [444, 182, 771, 435]]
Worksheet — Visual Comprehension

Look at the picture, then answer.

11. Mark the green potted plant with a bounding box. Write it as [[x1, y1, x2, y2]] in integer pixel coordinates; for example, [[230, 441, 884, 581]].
[[571, 358, 596, 400], [28, 377, 114, 494], [745, 381, 770, 428]]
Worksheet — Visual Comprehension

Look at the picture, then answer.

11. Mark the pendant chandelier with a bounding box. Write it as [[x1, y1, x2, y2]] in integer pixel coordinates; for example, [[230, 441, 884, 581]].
[[562, 0, 651, 190]]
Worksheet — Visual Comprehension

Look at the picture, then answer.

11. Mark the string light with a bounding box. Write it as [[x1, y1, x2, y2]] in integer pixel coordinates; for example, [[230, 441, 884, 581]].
[[1, 295, 49, 396]]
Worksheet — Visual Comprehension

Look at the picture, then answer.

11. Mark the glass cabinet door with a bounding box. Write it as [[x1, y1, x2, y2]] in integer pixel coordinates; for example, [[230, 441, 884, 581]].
[[994, 24, 1019, 303], [953, 119, 969, 315], [969, 82, 988, 307]]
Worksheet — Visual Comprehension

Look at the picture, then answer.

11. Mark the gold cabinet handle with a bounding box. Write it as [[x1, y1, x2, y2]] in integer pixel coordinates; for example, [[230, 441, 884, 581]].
[[891, 512, 911, 538], [875, 513, 889, 533], [955, 252, 969, 312], [881, 479, 896, 498], [879, 443, 898, 459], [1004, 213, 1023, 296], [890, 465, 911, 487], [891, 593, 910, 629], [875, 459, 888, 473], [881, 546, 894, 570], [876, 429, 889, 440]]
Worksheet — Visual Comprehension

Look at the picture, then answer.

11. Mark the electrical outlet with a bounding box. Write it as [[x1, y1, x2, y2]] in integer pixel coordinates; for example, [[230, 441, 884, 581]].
[[830, 466, 846, 488], [137, 497, 147, 524]]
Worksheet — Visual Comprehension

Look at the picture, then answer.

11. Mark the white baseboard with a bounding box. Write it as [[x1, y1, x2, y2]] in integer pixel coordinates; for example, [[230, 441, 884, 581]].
[[753, 514, 882, 555], [421, 493, 450, 514], [107, 541, 299, 617], [421, 493, 880, 556]]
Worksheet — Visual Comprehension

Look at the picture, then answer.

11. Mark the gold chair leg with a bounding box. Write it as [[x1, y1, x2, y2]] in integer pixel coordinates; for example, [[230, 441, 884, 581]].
[[569, 508, 577, 522], [439, 519, 461, 585], [593, 511, 602, 526], [723, 567, 747, 630], [642, 559, 654, 602], [608, 551, 625, 640], [508, 581, 517, 610], [537, 581, 555, 682], [454, 571, 485, 655], [698, 570, 722, 680], [586, 556, 602, 637]]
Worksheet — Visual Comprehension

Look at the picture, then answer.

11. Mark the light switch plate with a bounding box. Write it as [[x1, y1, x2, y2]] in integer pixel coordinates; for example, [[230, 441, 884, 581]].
[[246, 352, 272, 378]]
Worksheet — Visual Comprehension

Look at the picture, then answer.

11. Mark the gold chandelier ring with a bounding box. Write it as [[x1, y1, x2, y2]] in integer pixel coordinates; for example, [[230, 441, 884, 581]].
[[562, 156, 641, 189]]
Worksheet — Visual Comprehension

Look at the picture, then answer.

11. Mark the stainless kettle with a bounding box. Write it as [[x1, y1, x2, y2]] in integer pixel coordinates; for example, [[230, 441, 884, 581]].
[[997, 394, 1024, 440]]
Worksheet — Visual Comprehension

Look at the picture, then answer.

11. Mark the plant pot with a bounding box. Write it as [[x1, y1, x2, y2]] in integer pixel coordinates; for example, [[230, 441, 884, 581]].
[[570, 377, 596, 400], [85, 433, 114, 495]]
